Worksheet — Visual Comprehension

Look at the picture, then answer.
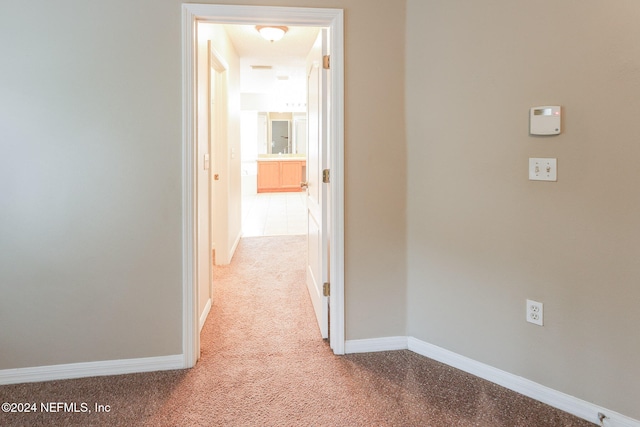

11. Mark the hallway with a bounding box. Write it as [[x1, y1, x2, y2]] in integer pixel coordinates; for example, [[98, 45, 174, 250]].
[[242, 192, 307, 237]]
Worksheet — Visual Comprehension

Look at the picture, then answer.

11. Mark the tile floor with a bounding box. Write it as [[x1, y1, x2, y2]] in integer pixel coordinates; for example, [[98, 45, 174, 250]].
[[242, 191, 308, 237]]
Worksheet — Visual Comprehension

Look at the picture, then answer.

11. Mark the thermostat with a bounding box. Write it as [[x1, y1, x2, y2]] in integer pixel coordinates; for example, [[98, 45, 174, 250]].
[[530, 106, 561, 135]]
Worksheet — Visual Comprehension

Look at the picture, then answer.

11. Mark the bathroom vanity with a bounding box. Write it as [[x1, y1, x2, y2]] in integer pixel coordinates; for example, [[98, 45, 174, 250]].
[[257, 155, 306, 193]]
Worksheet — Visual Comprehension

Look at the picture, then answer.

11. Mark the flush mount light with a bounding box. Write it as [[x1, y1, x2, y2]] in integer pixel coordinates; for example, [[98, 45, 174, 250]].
[[256, 25, 288, 42]]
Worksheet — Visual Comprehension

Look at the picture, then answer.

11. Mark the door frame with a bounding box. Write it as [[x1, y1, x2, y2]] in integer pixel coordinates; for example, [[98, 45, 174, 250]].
[[181, 4, 345, 367]]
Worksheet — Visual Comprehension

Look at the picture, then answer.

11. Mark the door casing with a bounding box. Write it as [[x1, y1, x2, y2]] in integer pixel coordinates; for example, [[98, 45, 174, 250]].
[[181, 4, 345, 366]]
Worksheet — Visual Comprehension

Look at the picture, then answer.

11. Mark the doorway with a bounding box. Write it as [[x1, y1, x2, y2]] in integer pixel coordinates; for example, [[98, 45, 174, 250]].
[[182, 4, 345, 368]]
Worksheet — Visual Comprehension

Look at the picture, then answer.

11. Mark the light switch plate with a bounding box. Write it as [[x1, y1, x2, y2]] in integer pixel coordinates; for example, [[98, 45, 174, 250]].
[[529, 158, 557, 181]]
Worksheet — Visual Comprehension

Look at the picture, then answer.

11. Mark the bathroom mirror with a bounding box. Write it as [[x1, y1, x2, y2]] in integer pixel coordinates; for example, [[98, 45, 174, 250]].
[[258, 112, 307, 156], [270, 118, 290, 154]]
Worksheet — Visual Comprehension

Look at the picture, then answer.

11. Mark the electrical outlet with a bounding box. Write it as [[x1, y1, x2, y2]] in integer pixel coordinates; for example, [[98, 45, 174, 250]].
[[526, 299, 544, 326]]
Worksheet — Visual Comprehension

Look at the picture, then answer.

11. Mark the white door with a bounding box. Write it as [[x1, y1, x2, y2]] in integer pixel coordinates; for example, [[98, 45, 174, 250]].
[[305, 29, 329, 338]]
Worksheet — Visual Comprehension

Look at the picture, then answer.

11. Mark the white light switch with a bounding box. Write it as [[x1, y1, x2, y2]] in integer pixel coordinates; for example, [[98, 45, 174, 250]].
[[529, 158, 557, 181]]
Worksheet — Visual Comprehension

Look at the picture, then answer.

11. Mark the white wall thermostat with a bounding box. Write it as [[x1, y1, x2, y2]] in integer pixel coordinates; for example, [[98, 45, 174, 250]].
[[530, 106, 561, 135]]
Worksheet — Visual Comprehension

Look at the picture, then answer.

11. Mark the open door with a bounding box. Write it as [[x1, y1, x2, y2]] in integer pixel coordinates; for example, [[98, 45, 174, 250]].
[[305, 29, 329, 338]]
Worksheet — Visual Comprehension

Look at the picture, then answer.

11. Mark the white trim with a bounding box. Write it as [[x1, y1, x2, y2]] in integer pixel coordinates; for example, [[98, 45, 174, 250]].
[[327, 8, 345, 356], [407, 338, 639, 427], [199, 298, 212, 332], [345, 336, 408, 354], [182, 4, 345, 357], [229, 230, 241, 263], [191, 4, 343, 26], [343, 336, 638, 427], [182, 4, 198, 369], [209, 45, 229, 72], [0, 355, 183, 386]]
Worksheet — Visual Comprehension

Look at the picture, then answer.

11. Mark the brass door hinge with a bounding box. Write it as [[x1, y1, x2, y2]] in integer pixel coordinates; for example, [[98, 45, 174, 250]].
[[323, 282, 330, 297], [322, 169, 330, 184], [323, 55, 330, 70]]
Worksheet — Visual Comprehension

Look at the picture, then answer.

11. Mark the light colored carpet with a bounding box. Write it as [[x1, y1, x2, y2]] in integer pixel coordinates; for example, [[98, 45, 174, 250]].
[[0, 236, 595, 426]]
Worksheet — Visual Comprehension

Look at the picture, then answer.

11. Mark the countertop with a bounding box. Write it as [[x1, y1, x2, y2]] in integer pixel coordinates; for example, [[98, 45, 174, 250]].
[[257, 155, 306, 162]]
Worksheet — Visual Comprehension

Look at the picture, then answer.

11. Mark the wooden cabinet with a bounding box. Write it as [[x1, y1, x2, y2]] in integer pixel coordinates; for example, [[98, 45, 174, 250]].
[[257, 161, 280, 190], [257, 160, 306, 193], [280, 161, 305, 190]]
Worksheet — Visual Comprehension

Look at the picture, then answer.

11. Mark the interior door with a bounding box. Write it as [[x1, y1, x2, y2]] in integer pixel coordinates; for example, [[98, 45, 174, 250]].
[[305, 29, 329, 338]]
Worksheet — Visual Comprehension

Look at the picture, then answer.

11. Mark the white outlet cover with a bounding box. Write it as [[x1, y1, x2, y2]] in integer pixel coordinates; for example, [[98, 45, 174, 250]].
[[529, 158, 557, 182], [526, 299, 544, 326]]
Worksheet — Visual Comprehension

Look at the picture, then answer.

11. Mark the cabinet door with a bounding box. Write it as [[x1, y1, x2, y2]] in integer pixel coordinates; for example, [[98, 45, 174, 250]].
[[280, 161, 302, 189], [257, 162, 280, 192]]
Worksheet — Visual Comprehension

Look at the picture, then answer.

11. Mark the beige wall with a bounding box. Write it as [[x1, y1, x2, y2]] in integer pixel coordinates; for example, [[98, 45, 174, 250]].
[[0, 1, 184, 367], [0, 0, 407, 369], [2, 0, 637, 421], [406, 0, 640, 419]]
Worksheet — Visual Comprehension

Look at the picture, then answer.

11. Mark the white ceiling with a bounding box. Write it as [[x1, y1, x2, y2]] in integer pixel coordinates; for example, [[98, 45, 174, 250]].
[[221, 25, 321, 110], [222, 25, 320, 66]]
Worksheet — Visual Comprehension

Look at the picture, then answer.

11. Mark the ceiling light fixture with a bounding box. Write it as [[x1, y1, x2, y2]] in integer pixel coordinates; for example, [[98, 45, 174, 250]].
[[256, 25, 288, 42]]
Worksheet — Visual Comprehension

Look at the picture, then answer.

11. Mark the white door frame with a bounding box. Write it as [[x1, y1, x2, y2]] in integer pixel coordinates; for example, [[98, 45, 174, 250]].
[[181, 4, 345, 367]]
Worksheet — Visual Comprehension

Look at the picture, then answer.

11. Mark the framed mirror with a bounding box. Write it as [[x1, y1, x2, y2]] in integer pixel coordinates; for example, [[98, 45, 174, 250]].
[[256, 112, 307, 156], [270, 118, 291, 154]]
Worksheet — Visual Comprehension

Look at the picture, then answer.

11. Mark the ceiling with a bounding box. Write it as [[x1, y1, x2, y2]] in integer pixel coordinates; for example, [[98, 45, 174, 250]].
[[222, 25, 320, 66], [219, 24, 321, 110]]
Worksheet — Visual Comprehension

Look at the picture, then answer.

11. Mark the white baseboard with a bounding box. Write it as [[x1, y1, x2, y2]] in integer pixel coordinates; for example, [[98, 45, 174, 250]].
[[0, 354, 184, 386], [407, 337, 638, 427], [230, 231, 241, 262], [346, 336, 639, 427], [199, 297, 212, 332], [345, 336, 408, 354]]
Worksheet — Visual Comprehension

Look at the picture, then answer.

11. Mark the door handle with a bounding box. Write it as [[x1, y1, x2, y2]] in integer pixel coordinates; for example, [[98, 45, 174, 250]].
[[300, 181, 308, 189]]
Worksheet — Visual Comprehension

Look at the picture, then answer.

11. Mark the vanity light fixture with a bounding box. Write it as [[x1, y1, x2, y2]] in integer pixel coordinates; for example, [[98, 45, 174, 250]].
[[256, 25, 288, 42]]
